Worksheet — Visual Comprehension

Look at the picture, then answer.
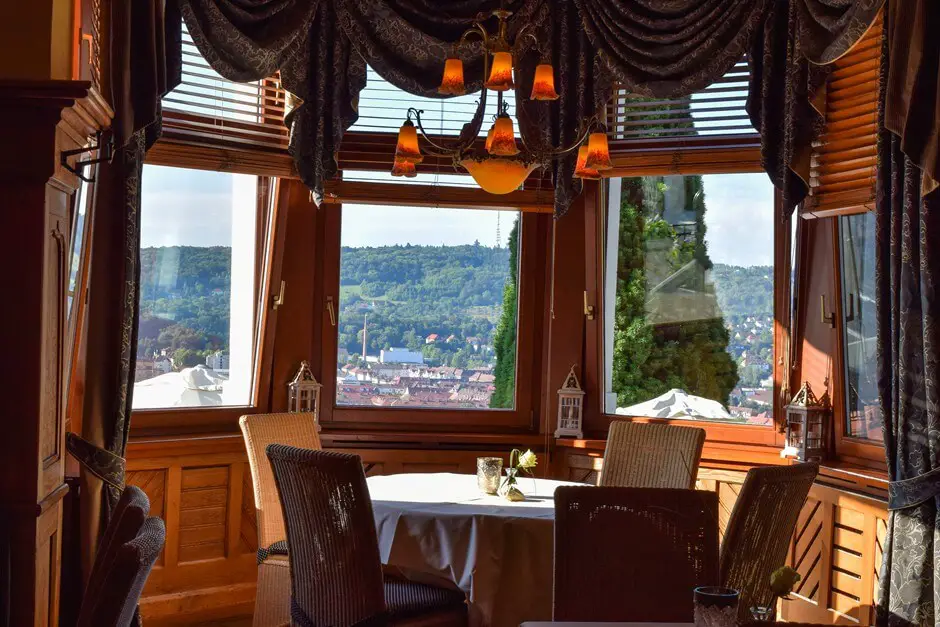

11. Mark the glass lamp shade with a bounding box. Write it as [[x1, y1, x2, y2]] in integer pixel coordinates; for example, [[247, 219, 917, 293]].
[[574, 144, 601, 180], [485, 125, 496, 153], [438, 57, 466, 96], [460, 157, 537, 195], [485, 51, 515, 91], [584, 132, 612, 170], [394, 120, 423, 164], [390, 158, 418, 177], [530, 63, 559, 101], [487, 116, 520, 156]]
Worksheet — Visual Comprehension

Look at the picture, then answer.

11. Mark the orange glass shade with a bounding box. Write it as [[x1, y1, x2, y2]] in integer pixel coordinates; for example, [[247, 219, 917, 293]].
[[584, 132, 612, 170], [391, 158, 418, 177], [438, 58, 466, 96], [574, 144, 600, 180], [485, 51, 514, 91], [530, 63, 559, 101], [460, 158, 537, 195], [487, 116, 520, 156], [394, 120, 423, 164], [485, 124, 496, 153]]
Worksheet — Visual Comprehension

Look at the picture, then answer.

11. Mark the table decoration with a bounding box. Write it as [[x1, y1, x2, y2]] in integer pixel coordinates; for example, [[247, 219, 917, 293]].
[[477, 456, 504, 494], [750, 565, 801, 621], [693, 586, 738, 627], [499, 448, 537, 501]]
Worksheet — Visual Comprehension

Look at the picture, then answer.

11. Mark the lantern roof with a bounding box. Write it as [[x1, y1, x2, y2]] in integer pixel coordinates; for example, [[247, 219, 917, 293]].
[[788, 381, 829, 408], [290, 360, 320, 386], [558, 365, 584, 395]]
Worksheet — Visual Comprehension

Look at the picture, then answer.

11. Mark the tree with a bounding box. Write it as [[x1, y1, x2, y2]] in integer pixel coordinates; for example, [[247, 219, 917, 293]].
[[610, 176, 739, 409], [490, 218, 519, 408]]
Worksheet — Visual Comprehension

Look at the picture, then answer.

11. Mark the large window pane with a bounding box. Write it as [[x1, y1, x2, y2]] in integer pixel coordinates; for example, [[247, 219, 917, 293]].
[[336, 204, 519, 409], [839, 212, 881, 441], [603, 174, 775, 424], [132, 165, 258, 409]]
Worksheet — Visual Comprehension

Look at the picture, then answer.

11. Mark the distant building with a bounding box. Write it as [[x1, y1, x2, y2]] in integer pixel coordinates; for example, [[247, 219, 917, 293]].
[[380, 347, 424, 365], [206, 351, 229, 371], [425, 334, 439, 344], [154, 356, 173, 374]]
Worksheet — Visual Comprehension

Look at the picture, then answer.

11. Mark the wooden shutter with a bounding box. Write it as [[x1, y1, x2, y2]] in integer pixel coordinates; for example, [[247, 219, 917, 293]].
[[157, 24, 289, 162], [804, 13, 882, 218]]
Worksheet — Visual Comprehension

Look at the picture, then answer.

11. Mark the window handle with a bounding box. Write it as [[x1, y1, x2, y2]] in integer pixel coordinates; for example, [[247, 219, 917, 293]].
[[844, 292, 855, 323], [820, 294, 835, 328], [272, 280, 286, 310], [326, 296, 336, 326]]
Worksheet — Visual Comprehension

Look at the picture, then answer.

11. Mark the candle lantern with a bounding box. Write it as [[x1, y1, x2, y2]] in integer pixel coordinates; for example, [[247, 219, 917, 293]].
[[784, 382, 830, 462], [555, 365, 585, 439], [288, 360, 322, 432]]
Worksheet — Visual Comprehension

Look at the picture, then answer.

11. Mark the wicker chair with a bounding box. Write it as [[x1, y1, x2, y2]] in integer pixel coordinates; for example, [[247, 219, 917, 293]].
[[266, 444, 467, 627], [76, 487, 166, 627], [598, 420, 706, 488], [720, 462, 819, 621], [553, 486, 719, 623], [240, 412, 321, 627]]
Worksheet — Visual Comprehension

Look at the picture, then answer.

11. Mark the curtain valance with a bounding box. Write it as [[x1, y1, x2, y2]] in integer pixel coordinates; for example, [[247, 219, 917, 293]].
[[174, 0, 888, 216]]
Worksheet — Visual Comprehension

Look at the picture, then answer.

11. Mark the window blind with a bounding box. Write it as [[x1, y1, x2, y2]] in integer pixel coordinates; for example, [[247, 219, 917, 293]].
[[161, 24, 288, 152], [606, 59, 757, 143], [805, 13, 881, 218]]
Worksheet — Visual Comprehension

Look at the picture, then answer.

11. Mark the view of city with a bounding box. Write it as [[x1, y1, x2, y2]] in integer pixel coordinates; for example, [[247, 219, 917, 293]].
[[335, 204, 519, 409]]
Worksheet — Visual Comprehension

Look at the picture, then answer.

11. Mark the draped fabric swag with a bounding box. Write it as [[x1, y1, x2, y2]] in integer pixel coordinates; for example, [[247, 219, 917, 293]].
[[66, 0, 181, 596], [177, 0, 883, 217], [876, 7, 940, 625]]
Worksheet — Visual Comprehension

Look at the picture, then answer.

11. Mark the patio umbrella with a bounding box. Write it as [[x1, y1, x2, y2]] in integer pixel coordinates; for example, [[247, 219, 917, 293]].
[[133, 364, 227, 408], [614, 388, 732, 420]]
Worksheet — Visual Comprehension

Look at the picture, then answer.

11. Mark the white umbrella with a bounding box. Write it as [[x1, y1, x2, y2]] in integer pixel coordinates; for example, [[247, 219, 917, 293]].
[[615, 388, 732, 420], [133, 364, 227, 409]]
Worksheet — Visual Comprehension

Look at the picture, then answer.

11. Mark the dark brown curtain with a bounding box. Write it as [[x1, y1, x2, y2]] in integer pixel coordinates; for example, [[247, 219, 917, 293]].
[[875, 10, 940, 625], [66, 0, 181, 596], [175, 0, 884, 217], [884, 0, 939, 197]]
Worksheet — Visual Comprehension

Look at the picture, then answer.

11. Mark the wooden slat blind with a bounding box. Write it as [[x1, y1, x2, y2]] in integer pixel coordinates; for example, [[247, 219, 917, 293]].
[[161, 24, 288, 152], [606, 58, 757, 144], [805, 14, 882, 218]]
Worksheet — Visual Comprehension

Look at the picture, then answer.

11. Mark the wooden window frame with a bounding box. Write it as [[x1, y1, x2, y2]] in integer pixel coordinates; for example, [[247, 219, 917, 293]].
[[586, 140, 789, 449], [313, 184, 550, 433], [829, 212, 886, 470], [129, 160, 288, 436]]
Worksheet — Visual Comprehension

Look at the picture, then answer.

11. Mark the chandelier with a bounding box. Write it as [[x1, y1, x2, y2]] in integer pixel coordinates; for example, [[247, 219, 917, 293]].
[[391, 7, 612, 195]]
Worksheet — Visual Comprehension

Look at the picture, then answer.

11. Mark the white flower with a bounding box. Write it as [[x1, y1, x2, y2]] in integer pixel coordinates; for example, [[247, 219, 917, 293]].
[[517, 449, 538, 470]]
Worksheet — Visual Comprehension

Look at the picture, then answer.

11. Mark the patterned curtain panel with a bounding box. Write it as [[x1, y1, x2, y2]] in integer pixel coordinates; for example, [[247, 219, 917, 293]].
[[875, 17, 940, 625], [175, 0, 884, 217]]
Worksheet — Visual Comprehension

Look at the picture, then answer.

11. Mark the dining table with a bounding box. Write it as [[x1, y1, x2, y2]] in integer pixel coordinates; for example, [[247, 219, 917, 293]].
[[366, 472, 581, 627]]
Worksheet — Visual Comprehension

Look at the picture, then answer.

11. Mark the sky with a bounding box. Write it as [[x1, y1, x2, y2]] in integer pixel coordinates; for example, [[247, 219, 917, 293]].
[[141, 166, 774, 264]]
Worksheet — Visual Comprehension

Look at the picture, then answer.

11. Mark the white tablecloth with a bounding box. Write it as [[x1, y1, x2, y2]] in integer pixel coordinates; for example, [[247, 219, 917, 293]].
[[367, 473, 579, 627]]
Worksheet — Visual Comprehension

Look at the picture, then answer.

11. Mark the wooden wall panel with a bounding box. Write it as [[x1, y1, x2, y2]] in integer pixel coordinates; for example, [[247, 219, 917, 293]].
[[784, 484, 887, 625]]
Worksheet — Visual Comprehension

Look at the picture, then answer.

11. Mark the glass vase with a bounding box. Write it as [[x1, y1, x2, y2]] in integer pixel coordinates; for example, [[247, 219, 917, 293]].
[[693, 587, 738, 627], [476, 457, 503, 495]]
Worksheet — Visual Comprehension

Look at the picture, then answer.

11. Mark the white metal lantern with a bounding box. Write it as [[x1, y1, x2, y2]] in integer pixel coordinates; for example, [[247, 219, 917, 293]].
[[555, 365, 585, 439], [288, 361, 322, 432]]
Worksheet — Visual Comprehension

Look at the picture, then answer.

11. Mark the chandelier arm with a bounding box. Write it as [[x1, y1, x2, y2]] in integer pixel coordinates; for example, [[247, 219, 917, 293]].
[[411, 108, 461, 155], [541, 114, 606, 158]]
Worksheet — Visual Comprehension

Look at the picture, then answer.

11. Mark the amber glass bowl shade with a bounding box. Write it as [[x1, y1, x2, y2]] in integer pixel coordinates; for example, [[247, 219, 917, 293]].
[[460, 158, 537, 195]]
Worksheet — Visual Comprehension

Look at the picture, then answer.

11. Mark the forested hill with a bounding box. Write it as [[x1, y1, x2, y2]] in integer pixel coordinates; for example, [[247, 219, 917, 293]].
[[711, 263, 773, 317], [340, 243, 510, 308]]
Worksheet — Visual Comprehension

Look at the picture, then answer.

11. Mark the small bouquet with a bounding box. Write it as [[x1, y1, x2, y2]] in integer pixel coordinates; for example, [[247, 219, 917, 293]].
[[751, 566, 801, 621], [499, 449, 538, 501]]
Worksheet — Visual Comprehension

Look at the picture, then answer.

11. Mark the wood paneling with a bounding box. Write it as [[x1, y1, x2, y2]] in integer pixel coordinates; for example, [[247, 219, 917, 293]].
[[784, 484, 887, 625]]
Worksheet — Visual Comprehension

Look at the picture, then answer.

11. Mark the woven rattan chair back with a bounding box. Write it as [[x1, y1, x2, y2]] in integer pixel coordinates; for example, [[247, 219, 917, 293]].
[[266, 444, 386, 627], [80, 517, 166, 627], [553, 486, 720, 622], [77, 485, 150, 627], [239, 412, 321, 550], [720, 462, 819, 620], [599, 421, 706, 488]]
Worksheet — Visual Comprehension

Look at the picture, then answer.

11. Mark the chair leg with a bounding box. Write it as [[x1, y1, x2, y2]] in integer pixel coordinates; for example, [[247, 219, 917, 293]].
[[253, 558, 290, 627]]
